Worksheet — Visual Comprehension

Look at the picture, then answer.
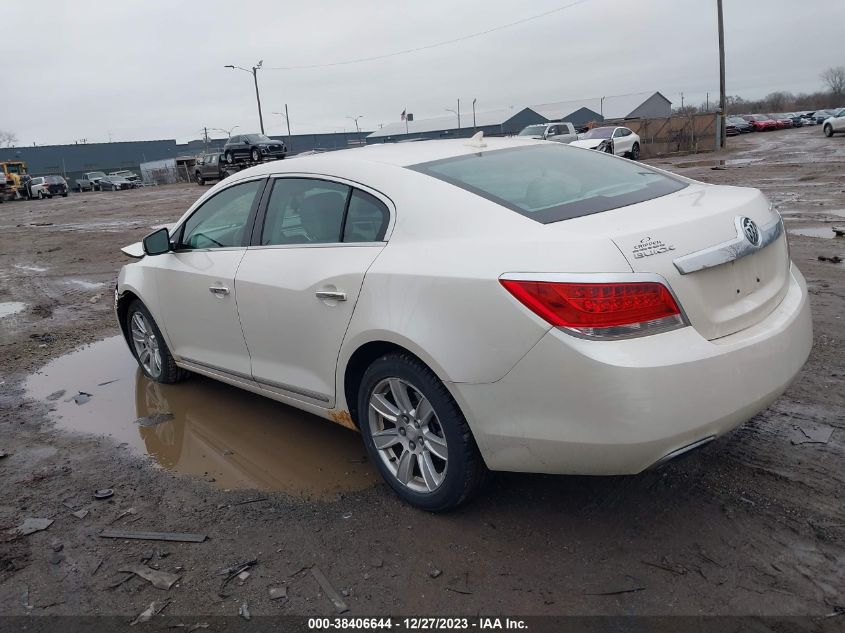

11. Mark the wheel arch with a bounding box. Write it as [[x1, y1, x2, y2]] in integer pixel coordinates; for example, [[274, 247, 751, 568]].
[[115, 288, 140, 347], [340, 337, 456, 430]]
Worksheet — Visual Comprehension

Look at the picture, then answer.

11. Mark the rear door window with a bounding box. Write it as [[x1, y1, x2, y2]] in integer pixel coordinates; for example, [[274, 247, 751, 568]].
[[260, 178, 391, 245], [343, 190, 389, 242], [410, 144, 687, 224], [261, 179, 350, 245]]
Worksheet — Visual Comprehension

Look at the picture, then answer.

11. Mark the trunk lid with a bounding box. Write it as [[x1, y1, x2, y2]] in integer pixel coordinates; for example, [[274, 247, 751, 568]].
[[557, 183, 789, 340]]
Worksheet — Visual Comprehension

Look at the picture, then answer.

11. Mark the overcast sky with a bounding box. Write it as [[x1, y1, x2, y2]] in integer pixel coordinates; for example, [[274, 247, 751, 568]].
[[3, 0, 843, 146]]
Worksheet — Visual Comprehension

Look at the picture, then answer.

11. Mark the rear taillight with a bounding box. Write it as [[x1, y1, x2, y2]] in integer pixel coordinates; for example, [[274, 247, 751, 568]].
[[500, 279, 686, 339]]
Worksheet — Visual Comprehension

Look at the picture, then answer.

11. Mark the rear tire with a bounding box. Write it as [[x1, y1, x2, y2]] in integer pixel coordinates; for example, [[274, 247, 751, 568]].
[[824, 124, 834, 138], [125, 299, 189, 384], [630, 142, 641, 160], [357, 352, 488, 511]]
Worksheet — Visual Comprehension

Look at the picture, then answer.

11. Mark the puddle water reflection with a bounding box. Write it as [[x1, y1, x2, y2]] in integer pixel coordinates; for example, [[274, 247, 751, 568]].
[[26, 337, 378, 498], [0, 301, 26, 318], [672, 158, 760, 169], [787, 226, 838, 239]]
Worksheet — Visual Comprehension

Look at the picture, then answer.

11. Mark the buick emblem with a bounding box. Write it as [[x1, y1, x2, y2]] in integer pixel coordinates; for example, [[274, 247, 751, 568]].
[[740, 217, 760, 246]]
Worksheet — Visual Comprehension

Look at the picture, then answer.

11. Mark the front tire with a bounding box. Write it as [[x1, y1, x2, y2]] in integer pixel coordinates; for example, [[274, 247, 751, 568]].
[[824, 124, 834, 137], [357, 353, 487, 511], [251, 148, 260, 162], [126, 300, 189, 384], [224, 151, 233, 164]]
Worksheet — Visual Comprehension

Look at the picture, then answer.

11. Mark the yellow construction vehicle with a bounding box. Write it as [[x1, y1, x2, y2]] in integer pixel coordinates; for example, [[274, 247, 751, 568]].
[[0, 160, 29, 201]]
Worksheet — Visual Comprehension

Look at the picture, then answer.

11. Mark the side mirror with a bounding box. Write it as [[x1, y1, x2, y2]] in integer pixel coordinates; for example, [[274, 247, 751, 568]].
[[142, 228, 171, 256]]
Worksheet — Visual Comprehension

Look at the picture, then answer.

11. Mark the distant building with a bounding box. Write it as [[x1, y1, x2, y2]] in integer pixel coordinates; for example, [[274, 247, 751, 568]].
[[0, 140, 178, 182], [366, 108, 546, 143], [532, 91, 672, 122]]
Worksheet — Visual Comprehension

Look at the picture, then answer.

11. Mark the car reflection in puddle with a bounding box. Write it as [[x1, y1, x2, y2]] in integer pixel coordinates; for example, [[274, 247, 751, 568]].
[[26, 337, 378, 499]]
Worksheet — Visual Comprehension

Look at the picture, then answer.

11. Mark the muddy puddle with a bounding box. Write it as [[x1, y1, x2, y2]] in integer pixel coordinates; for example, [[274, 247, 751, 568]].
[[0, 301, 27, 318], [787, 226, 841, 239], [25, 336, 378, 499], [672, 157, 760, 169]]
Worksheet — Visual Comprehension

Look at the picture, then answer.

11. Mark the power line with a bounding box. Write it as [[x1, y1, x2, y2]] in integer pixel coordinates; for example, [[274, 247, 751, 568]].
[[267, 0, 592, 71]]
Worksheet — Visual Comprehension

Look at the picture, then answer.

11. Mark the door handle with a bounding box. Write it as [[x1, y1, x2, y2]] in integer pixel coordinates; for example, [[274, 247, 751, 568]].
[[315, 290, 347, 301], [209, 286, 230, 296]]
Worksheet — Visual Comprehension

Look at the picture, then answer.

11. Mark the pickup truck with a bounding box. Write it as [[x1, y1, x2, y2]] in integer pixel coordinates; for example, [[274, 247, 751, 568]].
[[75, 171, 107, 192], [517, 122, 578, 143]]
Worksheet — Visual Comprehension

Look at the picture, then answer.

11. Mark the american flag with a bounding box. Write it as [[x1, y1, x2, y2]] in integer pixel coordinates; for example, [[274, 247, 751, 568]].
[[401, 110, 406, 121]]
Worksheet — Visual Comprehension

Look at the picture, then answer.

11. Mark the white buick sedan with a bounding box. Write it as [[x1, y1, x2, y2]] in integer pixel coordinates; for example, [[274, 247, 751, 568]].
[[116, 136, 812, 511]]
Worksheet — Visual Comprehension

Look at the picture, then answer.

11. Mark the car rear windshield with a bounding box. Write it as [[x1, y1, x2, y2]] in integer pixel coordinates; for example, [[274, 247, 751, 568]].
[[45, 176, 65, 184], [409, 144, 687, 224]]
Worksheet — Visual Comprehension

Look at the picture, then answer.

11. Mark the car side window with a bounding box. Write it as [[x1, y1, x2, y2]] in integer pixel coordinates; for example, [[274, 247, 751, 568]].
[[180, 179, 262, 250], [612, 129, 624, 138], [261, 178, 350, 246], [344, 190, 389, 242]]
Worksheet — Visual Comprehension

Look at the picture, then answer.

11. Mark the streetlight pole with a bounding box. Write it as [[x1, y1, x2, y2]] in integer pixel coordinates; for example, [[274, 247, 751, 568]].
[[457, 98, 461, 130], [224, 61, 265, 134], [472, 98, 477, 130]]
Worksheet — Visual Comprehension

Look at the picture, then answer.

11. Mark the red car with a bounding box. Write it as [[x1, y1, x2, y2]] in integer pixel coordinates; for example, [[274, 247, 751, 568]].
[[767, 114, 793, 129], [741, 114, 778, 131]]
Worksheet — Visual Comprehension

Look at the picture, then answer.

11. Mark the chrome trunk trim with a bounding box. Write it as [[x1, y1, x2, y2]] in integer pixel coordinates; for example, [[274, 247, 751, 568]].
[[673, 216, 783, 275]]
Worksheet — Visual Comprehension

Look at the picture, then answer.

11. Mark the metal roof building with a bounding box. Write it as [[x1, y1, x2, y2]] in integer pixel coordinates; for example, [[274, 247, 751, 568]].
[[366, 107, 546, 143], [0, 140, 178, 182], [532, 91, 672, 122]]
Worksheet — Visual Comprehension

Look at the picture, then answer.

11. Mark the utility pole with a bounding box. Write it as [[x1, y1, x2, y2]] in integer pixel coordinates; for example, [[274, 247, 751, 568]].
[[203, 127, 209, 152], [225, 61, 265, 134], [717, 0, 727, 148], [346, 116, 364, 134], [472, 98, 477, 130], [681, 92, 685, 109], [706, 93, 709, 111], [457, 98, 461, 130], [252, 66, 265, 134]]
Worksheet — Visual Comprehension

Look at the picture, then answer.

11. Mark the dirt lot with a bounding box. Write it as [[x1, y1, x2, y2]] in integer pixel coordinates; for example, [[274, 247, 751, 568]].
[[1, 126, 843, 621]]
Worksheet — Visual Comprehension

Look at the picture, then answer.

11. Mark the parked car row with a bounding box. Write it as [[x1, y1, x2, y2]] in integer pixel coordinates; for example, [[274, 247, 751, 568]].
[[74, 170, 141, 192], [735, 109, 844, 133]]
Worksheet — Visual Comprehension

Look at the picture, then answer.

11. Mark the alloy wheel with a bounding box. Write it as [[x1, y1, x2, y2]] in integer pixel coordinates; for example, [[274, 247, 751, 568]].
[[367, 377, 448, 494], [130, 311, 162, 378]]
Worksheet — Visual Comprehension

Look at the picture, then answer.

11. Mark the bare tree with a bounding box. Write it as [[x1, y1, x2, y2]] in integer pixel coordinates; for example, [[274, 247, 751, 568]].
[[821, 66, 845, 100], [0, 130, 18, 147]]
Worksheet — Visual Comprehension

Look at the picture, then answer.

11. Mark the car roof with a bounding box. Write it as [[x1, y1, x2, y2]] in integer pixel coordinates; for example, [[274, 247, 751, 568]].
[[229, 137, 548, 176]]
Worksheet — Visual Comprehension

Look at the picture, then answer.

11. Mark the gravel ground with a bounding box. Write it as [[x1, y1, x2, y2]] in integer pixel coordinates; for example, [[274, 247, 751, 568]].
[[0, 126, 843, 620]]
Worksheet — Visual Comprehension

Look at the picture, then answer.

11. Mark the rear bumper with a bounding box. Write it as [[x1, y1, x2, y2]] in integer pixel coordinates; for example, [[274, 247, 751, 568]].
[[451, 265, 812, 475]]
